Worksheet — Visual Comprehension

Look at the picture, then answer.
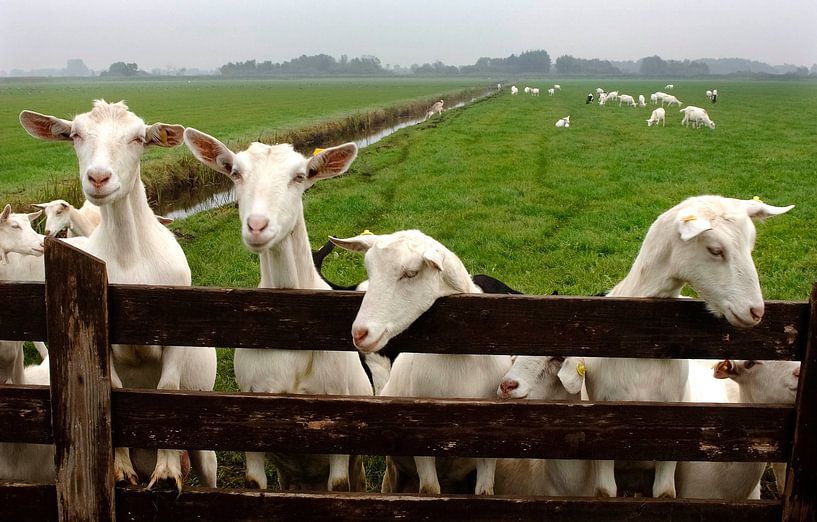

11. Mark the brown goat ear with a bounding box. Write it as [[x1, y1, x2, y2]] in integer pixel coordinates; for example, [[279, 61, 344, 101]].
[[713, 359, 735, 379], [183, 128, 236, 177], [306, 143, 358, 182], [146, 123, 185, 148], [20, 111, 73, 141]]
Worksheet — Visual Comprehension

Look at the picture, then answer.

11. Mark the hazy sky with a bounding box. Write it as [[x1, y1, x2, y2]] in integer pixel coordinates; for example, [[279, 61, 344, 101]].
[[1, 0, 815, 72]]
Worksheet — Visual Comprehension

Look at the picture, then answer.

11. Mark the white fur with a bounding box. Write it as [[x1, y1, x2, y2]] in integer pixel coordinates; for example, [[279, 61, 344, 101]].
[[547, 88, 555, 96], [494, 356, 596, 496], [331, 230, 512, 495], [530, 88, 540, 96], [618, 94, 637, 107], [33, 200, 100, 237], [555, 116, 570, 128], [426, 100, 444, 120], [647, 107, 666, 127], [676, 359, 799, 499], [681, 106, 716, 129], [665, 84, 674, 90], [584, 195, 793, 499], [553, 84, 561, 91], [184, 129, 372, 492], [511, 85, 519, 95], [20, 100, 218, 490], [662, 94, 683, 107], [638, 94, 647, 107]]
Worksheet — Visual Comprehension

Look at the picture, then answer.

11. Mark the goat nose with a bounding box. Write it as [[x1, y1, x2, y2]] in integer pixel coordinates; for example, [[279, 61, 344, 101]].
[[499, 379, 519, 395], [87, 168, 112, 188], [246, 215, 269, 234], [750, 306, 765, 322], [352, 326, 369, 345]]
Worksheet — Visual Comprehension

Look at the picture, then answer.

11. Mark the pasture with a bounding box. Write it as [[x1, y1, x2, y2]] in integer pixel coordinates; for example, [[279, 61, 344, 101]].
[[0, 77, 488, 205]]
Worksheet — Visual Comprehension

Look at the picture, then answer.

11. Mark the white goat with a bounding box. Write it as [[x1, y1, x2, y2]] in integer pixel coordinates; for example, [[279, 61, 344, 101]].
[[606, 90, 619, 102], [596, 87, 605, 94], [511, 85, 519, 95], [20, 100, 218, 491], [494, 356, 595, 496], [553, 84, 561, 91], [665, 84, 674, 90], [650, 93, 659, 105], [681, 106, 716, 129], [497, 83, 501, 91], [34, 199, 172, 237], [662, 95, 682, 107], [426, 100, 444, 120], [646, 107, 666, 127], [706, 90, 713, 100], [584, 195, 794, 499], [547, 88, 555, 96], [598, 93, 607, 106], [33, 200, 100, 237], [330, 230, 513, 496], [676, 359, 799, 499], [555, 116, 570, 128], [0, 205, 44, 385], [638, 94, 647, 107], [184, 130, 373, 492], [618, 94, 637, 107], [530, 88, 540, 96], [524, 86, 531, 94]]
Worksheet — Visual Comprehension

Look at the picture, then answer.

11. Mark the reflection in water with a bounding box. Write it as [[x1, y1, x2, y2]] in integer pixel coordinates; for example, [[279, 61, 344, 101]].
[[162, 94, 490, 221]]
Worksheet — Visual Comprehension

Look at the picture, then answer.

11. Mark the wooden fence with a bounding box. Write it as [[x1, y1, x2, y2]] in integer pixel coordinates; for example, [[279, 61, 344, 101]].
[[0, 238, 814, 521]]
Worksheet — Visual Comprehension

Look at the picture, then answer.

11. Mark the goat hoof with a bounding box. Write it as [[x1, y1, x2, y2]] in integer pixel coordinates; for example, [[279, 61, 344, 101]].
[[657, 491, 676, 499], [245, 479, 262, 489], [147, 474, 183, 492], [328, 478, 350, 492], [114, 468, 139, 486], [595, 488, 615, 498]]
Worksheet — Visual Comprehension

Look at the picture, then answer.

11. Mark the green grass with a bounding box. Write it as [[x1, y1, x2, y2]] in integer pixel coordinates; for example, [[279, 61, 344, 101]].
[[0, 77, 489, 206]]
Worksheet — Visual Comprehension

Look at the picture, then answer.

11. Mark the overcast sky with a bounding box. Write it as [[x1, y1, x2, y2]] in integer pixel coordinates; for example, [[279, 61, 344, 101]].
[[1, 0, 815, 72]]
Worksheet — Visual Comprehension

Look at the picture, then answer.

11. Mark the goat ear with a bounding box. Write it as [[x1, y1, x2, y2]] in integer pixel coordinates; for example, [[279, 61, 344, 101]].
[[0, 204, 11, 222], [184, 128, 236, 177], [329, 235, 376, 253], [557, 357, 586, 395], [146, 123, 185, 148], [155, 215, 173, 225], [741, 200, 795, 220], [19, 111, 73, 142], [31, 203, 47, 210], [713, 359, 736, 379], [422, 248, 445, 272], [306, 143, 358, 182], [27, 210, 43, 222], [676, 211, 712, 241]]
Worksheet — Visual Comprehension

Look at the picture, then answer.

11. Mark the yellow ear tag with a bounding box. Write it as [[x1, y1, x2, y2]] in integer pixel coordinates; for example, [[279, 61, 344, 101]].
[[681, 214, 697, 223], [312, 147, 325, 156], [576, 362, 586, 377], [361, 229, 373, 236], [159, 128, 168, 145], [752, 195, 763, 203]]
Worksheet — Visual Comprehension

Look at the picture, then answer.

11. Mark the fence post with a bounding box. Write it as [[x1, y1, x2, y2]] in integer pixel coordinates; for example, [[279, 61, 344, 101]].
[[45, 237, 115, 522], [782, 282, 817, 521]]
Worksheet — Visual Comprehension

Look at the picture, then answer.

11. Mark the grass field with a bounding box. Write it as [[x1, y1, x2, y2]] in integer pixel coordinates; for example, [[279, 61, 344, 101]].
[[0, 77, 489, 204], [11, 77, 817, 490]]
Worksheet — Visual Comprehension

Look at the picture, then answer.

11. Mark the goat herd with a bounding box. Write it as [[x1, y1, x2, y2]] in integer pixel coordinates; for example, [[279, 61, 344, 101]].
[[0, 99, 800, 503], [506, 82, 719, 130]]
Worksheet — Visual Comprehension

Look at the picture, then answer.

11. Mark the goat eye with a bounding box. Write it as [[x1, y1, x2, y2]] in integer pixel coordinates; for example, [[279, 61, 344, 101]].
[[400, 270, 418, 280], [131, 136, 146, 145], [743, 360, 757, 369], [11, 223, 21, 230], [707, 246, 724, 258], [293, 173, 306, 183], [69, 132, 82, 141], [230, 169, 242, 181]]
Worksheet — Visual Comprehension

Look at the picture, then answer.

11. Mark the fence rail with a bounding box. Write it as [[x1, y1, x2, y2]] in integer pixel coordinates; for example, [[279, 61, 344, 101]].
[[0, 238, 814, 521]]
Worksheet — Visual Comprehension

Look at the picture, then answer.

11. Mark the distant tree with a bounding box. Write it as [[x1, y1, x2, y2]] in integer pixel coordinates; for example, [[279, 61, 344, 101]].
[[65, 59, 91, 77], [555, 55, 621, 75], [640, 55, 667, 76], [103, 62, 140, 77]]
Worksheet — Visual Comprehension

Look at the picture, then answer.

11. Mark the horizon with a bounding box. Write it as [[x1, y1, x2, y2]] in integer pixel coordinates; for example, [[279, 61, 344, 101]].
[[1, 0, 815, 74]]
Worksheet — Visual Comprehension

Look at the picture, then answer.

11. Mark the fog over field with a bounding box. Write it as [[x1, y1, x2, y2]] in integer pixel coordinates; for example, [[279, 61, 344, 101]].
[[1, 0, 815, 73]]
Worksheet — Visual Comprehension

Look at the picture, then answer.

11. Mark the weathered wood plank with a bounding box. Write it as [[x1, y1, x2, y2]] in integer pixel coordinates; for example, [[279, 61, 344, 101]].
[[108, 285, 808, 359], [1, 483, 783, 522], [0, 282, 807, 360], [115, 487, 784, 522], [0, 481, 57, 521], [45, 238, 115, 522], [0, 385, 52, 443], [782, 283, 817, 521], [0, 282, 46, 341], [0, 386, 794, 462], [107, 389, 793, 462]]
